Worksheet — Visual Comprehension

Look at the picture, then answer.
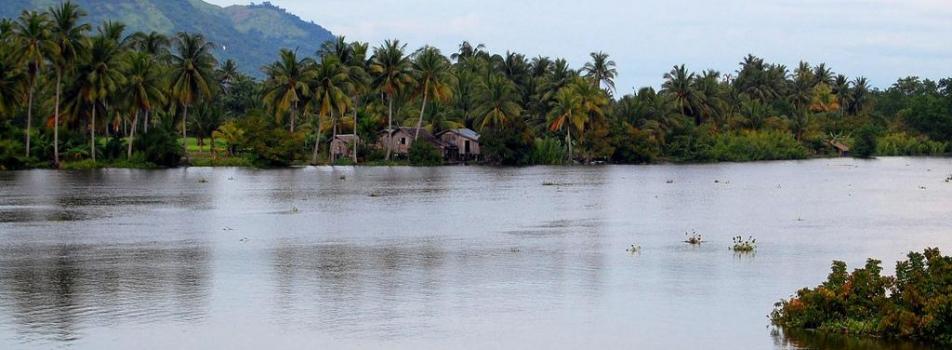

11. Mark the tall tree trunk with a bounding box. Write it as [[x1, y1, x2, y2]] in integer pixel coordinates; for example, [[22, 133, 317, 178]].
[[330, 117, 338, 163], [352, 96, 359, 163], [25, 80, 34, 158], [311, 113, 322, 165], [290, 103, 297, 133], [144, 110, 150, 133], [567, 127, 573, 163], [91, 105, 97, 163], [54, 72, 62, 167], [385, 96, 394, 161], [415, 89, 428, 140], [182, 103, 189, 162], [128, 110, 139, 159]]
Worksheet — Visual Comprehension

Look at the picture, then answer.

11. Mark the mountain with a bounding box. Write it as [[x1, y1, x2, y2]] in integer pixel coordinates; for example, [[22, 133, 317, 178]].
[[0, 0, 335, 78]]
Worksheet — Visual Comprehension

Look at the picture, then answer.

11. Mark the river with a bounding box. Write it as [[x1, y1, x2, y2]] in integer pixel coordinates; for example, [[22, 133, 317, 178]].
[[1, 157, 950, 349]]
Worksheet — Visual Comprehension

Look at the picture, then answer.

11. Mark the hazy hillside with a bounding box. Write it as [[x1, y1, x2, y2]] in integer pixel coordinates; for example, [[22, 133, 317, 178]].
[[0, 0, 334, 77]]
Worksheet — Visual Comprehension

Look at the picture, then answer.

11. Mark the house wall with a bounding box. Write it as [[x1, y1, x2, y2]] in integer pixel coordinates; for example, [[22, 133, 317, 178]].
[[440, 132, 480, 156]]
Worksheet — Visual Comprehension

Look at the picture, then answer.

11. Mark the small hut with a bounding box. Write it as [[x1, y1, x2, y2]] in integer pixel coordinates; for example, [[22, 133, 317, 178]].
[[830, 141, 850, 157], [331, 134, 359, 160], [377, 127, 452, 157], [437, 128, 481, 161]]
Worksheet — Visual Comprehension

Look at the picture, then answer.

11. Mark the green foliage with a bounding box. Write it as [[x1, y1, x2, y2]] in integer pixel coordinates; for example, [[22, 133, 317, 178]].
[[772, 248, 952, 345], [877, 132, 949, 156], [136, 126, 183, 167], [529, 137, 565, 165], [706, 130, 808, 162], [851, 125, 880, 159], [237, 113, 304, 167], [481, 126, 531, 165], [407, 141, 442, 166]]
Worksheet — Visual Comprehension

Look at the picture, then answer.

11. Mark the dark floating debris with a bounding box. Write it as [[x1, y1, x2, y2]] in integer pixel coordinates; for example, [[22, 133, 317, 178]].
[[684, 231, 703, 245]]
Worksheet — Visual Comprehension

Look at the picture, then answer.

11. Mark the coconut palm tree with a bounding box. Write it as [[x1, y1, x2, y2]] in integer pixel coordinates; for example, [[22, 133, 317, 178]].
[[122, 51, 165, 158], [662, 65, 702, 125], [369, 39, 412, 160], [263, 49, 313, 132], [320, 37, 370, 162], [411, 46, 453, 140], [14, 10, 53, 158], [49, 1, 90, 166], [475, 74, 521, 130], [308, 55, 351, 164], [0, 48, 24, 117], [548, 85, 582, 160], [80, 33, 125, 163], [169, 32, 217, 158], [582, 51, 617, 94], [129, 31, 169, 59], [218, 59, 240, 89]]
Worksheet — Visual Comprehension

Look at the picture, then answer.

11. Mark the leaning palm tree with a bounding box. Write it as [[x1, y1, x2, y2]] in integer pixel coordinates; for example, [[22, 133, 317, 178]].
[[169, 32, 217, 158], [49, 1, 90, 166], [308, 56, 351, 164], [581, 51, 617, 94], [369, 39, 413, 160], [122, 51, 165, 158], [262, 49, 314, 132], [14, 10, 53, 158], [475, 74, 522, 130], [411, 46, 453, 140], [79, 33, 125, 163]]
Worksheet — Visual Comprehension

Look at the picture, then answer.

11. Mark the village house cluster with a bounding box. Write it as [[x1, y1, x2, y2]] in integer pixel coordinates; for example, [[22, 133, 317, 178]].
[[330, 128, 481, 162]]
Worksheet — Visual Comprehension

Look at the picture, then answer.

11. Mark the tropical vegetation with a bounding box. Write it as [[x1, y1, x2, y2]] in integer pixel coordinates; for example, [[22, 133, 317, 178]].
[[772, 248, 952, 345], [0, 3, 950, 169]]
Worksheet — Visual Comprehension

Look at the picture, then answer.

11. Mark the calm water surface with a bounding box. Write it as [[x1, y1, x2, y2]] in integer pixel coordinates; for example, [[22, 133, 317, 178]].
[[1, 157, 951, 349]]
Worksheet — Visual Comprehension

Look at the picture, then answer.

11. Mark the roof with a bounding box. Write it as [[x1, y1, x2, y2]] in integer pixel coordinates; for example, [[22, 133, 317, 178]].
[[382, 127, 454, 148], [437, 128, 481, 141], [829, 141, 850, 152], [333, 134, 358, 142]]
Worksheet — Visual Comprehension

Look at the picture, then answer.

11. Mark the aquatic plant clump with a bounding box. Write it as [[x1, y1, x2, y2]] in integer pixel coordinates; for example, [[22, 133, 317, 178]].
[[771, 248, 952, 345], [731, 236, 757, 252]]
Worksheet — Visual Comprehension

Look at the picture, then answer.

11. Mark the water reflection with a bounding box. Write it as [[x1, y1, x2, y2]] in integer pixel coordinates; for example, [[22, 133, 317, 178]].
[[0, 242, 210, 343], [773, 328, 931, 350]]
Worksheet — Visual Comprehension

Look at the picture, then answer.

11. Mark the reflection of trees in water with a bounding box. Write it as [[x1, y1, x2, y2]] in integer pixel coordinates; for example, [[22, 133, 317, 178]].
[[771, 328, 933, 350], [0, 242, 211, 343], [270, 239, 604, 336]]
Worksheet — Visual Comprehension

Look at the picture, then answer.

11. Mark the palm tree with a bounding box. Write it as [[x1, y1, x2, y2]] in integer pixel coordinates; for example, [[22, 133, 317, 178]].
[[0, 48, 24, 117], [662, 65, 702, 125], [582, 51, 617, 94], [129, 31, 169, 58], [122, 51, 165, 158], [320, 37, 370, 162], [369, 39, 412, 160], [308, 56, 351, 164], [548, 86, 582, 160], [475, 74, 522, 130], [218, 59, 239, 89], [169, 32, 217, 158], [14, 10, 53, 158], [411, 46, 453, 140], [263, 49, 313, 133], [848, 77, 870, 116], [80, 33, 125, 163], [49, 1, 90, 166]]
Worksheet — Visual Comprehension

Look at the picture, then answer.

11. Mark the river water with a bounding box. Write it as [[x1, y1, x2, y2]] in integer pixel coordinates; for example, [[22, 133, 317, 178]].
[[0, 157, 950, 349]]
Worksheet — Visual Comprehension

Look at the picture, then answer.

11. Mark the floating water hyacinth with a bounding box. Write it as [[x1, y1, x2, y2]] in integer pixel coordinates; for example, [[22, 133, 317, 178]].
[[626, 244, 641, 253], [731, 236, 757, 252]]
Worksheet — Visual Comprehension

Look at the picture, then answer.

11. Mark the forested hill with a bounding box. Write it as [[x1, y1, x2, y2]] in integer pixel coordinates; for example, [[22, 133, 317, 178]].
[[0, 0, 334, 77]]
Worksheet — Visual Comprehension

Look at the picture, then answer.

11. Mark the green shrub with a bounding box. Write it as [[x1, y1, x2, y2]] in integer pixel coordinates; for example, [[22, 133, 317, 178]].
[[772, 248, 952, 345], [877, 133, 948, 156], [529, 137, 565, 165], [851, 125, 880, 159], [408, 141, 442, 166], [706, 130, 808, 162], [136, 127, 184, 167]]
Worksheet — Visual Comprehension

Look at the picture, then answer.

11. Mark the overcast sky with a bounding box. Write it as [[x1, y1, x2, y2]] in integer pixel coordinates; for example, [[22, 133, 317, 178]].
[[205, 0, 952, 91]]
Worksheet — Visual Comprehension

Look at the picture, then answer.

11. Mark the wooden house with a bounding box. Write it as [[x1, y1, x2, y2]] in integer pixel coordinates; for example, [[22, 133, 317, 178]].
[[330, 134, 359, 160], [377, 127, 452, 157], [437, 128, 481, 161]]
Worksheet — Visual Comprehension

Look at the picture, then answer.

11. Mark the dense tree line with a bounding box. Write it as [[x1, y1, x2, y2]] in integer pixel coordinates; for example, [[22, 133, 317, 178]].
[[0, 2, 950, 169]]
